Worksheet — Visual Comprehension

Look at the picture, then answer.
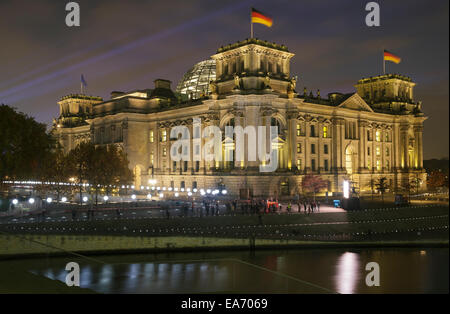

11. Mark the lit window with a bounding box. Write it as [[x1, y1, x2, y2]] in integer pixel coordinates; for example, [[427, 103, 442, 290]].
[[376, 147, 381, 156], [150, 152, 154, 166], [323, 126, 328, 138], [162, 147, 167, 157], [296, 124, 301, 136], [161, 130, 167, 142], [297, 159, 302, 170], [149, 130, 154, 143], [376, 130, 381, 142], [386, 160, 390, 170], [297, 143, 302, 153], [376, 159, 381, 171], [385, 132, 390, 142]]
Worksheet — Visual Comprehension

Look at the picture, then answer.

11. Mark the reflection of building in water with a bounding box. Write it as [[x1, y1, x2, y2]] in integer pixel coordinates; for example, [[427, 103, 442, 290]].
[[52, 38, 427, 197]]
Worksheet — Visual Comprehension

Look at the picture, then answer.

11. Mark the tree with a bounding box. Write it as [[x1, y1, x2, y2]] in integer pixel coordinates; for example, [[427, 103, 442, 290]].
[[375, 177, 389, 204], [368, 178, 376, 201], [301, 174, 329, 201], [427, 171, 448, 191], [0, 105, 53, 185], [67, 142, 133, 205], [37, 148, 74, 203]]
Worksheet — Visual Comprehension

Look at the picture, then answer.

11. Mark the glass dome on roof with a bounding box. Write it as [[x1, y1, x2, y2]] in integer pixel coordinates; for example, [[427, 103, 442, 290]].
[[176, 59, 216, 100]]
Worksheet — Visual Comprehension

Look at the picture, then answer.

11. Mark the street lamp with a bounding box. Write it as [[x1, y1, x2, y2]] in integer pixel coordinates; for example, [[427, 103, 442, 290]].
[[46, 197, 52, 203], [61, 197, 67, 202], [82, 196, 88, 203], [147, 194, 152, 199], [28, 198, 35, 204], [103, 196, 109, 202], [131, 194, 136, 200], [12, 199, 18, 205]]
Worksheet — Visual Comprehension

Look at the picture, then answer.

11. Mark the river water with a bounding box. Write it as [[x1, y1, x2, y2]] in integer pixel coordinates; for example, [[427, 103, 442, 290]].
[[19, 248, 449, 293]]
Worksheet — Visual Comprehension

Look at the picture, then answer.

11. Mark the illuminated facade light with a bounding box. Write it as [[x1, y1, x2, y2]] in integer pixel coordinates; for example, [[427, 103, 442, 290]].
[[343, 180, 350, 199], [46, 197, 53, 203]]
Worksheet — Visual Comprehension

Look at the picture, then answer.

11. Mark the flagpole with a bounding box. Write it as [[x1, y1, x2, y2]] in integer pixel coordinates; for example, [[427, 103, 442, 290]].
[[250, 9, 254, 39], [383, 49, 386, 75]]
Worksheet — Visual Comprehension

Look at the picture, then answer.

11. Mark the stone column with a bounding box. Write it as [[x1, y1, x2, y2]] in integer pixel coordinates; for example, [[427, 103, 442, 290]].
[[305, 120, 311, 172], [287, 110, 298, 170], [331, 118, 343, 173], [358, 120, 368, 171], [414, 125, 424, 169], [400, 124, 410, 170]]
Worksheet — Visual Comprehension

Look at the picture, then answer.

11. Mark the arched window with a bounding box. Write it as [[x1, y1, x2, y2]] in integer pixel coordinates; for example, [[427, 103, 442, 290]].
[[271, 117, 282, 135]]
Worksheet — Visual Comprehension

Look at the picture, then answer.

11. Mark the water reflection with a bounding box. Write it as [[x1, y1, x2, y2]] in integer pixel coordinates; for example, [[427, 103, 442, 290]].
[[335, 252, 361, 294], [28, 248, 448, 294]]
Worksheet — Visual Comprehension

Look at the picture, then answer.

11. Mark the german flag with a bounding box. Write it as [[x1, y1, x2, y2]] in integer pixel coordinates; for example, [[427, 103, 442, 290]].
[[384, 50, 401, 64], [251, 8, 273, 27]]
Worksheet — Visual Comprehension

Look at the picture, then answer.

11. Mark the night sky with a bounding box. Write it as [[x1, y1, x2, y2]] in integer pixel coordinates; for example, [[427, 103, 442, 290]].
[[0, 0, 448, 159]]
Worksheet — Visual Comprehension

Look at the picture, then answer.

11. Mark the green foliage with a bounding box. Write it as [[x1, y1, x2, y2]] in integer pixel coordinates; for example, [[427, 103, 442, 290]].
[[0, 105, 53, 181], [375, 177, 389, 204], [66, 142, 133, 204]]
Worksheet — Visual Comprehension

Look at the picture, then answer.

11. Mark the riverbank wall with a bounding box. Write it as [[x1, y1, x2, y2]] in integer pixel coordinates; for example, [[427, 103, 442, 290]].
[[0, 233, 447, 260]]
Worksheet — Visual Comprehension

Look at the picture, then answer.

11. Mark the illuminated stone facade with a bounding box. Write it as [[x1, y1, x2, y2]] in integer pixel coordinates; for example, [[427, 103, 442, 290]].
[[53, 39, 427, 197]]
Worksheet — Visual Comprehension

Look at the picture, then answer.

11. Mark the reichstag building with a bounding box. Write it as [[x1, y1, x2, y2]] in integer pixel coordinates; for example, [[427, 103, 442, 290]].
[[52, 38, 426, 197]]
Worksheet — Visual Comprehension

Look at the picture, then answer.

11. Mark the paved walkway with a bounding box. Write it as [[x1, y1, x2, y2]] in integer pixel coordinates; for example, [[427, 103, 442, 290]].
[[278, 203, 346, 214]]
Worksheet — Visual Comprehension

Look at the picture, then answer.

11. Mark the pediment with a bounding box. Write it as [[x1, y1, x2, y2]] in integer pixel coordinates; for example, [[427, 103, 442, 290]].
[[337, 93, 374, 112]]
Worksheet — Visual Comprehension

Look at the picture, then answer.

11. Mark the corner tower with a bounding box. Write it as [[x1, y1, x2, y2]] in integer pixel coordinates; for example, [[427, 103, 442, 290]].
[[355, 74, 422, 115]]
